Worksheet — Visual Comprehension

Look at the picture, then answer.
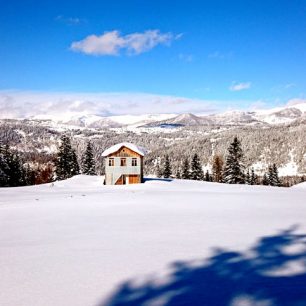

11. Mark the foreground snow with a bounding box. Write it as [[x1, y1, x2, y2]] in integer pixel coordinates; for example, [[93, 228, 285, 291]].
[[0, 176, 306, 306]]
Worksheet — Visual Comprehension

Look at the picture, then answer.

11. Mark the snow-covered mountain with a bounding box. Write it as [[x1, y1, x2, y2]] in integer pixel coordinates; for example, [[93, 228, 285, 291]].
[[1, 102, 305, 177], [141, 113, 214, 127], [138, 103, 306, 128], [25, 102, 306, 129]]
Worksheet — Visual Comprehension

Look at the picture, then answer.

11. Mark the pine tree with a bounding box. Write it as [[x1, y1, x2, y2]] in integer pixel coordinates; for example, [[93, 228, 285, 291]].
[[212, 155, 224, 182], [223, 137, 245, 184], [6, 146, 26, 186], [190, 153, 204, 180], [156, 163, 163, 178], [0, 143, 9, 186], [55, 135, 79, 180], [250, 168, 257, 185], [262, 173, 269, 185], [175, 168, 181, 179], [24, 164, 36, 185], [245, 169, 251, 185], [0, 144, 26, 187], [82, 142, 96, 175], [181, 157, 190, 179], [273, 164, 281, 186], [205, 170, 211, 182], [163, 155, 172, 178], [70, 151, 79, 176], [268, 164, 281, 187]]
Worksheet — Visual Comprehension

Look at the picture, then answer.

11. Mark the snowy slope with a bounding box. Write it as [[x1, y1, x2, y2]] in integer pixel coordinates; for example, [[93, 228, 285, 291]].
[[29, 102, 306, 128], [0, 176, 306, 306]]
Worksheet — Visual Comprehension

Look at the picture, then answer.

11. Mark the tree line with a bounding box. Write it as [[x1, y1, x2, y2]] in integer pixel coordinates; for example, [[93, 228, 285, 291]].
[[1, 135, 304, 187], [0, 135, 96, 187], [157, 137, 285, 187]]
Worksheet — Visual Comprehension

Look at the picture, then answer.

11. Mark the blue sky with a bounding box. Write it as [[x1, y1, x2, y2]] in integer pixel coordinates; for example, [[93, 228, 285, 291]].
[[1, 0, 306, 115]]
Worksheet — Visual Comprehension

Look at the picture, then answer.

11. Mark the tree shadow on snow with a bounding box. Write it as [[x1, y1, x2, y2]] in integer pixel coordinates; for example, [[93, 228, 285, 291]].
[[99, 225, 306, 306]]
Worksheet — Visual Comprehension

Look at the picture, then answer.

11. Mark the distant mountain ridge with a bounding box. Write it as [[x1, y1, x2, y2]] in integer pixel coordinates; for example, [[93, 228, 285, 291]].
[[140, 103, 306, 128], [1, 102, 305, 177], [25, 102, 306, 129]]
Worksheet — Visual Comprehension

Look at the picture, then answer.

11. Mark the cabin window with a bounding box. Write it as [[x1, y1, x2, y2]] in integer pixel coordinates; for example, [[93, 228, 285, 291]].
[[120, 158, 126, 166], [132, 158, 137, 166], [109, 158, 114, 166]]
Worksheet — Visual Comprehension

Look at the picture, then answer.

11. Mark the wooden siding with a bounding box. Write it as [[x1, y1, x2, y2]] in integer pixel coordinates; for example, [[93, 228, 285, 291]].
[[105, 145, 144, 185], [128, 175, 140, 184], [114, 174, 141, 185], [109, 146, 141, 158], [115, 175, 123, 185]]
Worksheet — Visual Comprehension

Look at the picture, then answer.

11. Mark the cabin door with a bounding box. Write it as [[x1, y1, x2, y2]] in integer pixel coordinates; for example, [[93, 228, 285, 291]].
[[122, 175, 127, 185]]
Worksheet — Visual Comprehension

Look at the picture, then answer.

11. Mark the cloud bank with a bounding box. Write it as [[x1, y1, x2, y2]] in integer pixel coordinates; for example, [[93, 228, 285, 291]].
[[1, 91, 304, 121], [70, 30, 181, 56], [0, 91, 219, 120]]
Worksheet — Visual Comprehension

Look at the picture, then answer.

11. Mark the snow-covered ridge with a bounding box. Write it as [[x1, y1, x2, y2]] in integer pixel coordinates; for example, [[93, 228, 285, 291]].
[[25, 102, 306, 129]]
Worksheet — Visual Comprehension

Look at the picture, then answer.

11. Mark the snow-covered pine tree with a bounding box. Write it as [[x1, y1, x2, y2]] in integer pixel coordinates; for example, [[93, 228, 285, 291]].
[[70, 150, 80, 176], [181, 157, 190, 179], [268, 164, 281, 187], [273, 164, 281, 186], [212, 154, 224, 182], [0, 143, 9, 186], [223, 137, 245, 184], [190, 153, 204, 180], [1, 144, 26, 187], [55, 135, 79, 180], [82, 142, 96, 175], [163, 155, 172, 178]]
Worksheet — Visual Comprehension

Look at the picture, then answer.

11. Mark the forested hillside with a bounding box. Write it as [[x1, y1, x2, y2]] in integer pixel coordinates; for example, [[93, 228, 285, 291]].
[[0, 119, 305, 180]]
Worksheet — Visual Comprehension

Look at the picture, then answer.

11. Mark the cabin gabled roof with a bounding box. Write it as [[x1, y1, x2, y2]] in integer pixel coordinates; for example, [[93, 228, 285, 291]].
[[102, 142, 146, 157]]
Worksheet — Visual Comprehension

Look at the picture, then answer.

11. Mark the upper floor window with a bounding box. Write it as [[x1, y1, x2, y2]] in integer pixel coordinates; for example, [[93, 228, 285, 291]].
[[109, 158, 114, 166], [120, 158, 126, 166], [132, 158, 137, 166]]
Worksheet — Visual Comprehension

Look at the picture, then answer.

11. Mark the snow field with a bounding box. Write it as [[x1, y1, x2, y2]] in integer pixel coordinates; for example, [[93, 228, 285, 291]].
[[0, 176, 305, 306]]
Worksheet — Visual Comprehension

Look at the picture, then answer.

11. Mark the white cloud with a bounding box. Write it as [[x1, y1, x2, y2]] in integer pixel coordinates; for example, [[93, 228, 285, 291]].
[[229, 82, 251, 91], [0, 91, 220, 120], [70, 30, 181, 56], [286, 98, 306, 107], [7, 91, 301, 120]]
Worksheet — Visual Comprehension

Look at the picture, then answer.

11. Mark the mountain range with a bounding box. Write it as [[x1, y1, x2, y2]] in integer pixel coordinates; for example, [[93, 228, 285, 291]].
[[1, 102, 305, 178], [30, 102, 306, 129]]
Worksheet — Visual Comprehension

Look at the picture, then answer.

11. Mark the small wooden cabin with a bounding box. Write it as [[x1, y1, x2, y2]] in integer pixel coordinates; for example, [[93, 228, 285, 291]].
[[102, 143, 146, 185]]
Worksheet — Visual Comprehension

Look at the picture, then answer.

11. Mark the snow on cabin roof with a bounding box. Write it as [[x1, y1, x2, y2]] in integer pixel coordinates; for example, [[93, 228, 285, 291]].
[[102, 142, 146, 157]]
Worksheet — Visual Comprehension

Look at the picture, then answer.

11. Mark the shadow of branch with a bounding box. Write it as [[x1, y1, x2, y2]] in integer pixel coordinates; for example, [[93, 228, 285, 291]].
[[100, 226, 306, 306]]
